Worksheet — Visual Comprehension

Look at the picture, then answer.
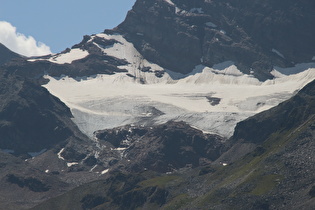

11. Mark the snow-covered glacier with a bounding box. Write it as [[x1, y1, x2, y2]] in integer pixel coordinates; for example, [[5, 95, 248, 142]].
[[43, 33, 315, 138]]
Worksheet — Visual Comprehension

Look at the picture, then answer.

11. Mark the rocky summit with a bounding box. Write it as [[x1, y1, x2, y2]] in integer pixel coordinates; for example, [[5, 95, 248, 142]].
[[118, 0, 315, 80], [0, 0, 314, 209]]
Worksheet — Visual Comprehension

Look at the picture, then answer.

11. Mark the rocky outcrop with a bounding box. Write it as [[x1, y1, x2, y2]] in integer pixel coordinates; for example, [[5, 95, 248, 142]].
[[117, 0, 315, 80], [6, 174, 50, 192], [96, 121, 225, 173]]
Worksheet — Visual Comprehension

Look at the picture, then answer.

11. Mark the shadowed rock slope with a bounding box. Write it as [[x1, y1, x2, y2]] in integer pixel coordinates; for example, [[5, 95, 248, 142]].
[[0, 68, 125, 209], [0, 43, 21, 66], [0, 70, 88, 155]]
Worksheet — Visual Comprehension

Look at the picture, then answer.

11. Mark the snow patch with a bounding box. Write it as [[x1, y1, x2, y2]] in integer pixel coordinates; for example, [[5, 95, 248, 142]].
[[94, 151, 100, 159], [270, 69, 286, 78], [114, 147, 127, 151], [164, 0, 175, 6], [190, 8, 204, 14], [205, 22, 217, 28], [90, 165, 97, 172], [272, 48, 285, 59], [94, 33, 172, 84], [219, 30, 226, 35], [2, 149, 14, 154], [45, 170, 49, 173], [175, 7, 181, 14], [67, 162, 78, 167], [57, 148, 65, 160], [212, 61, 244, 76], [101, 169, 109, 175], [49, 49, 89, 64], [28, 48, 89, 64], [274, 63, 315, 75]]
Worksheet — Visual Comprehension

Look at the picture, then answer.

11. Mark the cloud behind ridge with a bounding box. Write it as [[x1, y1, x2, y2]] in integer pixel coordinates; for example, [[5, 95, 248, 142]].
[[0, 21, 52, 57]]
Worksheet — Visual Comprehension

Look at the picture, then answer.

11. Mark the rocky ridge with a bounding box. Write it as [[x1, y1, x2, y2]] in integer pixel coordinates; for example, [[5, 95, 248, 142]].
[[0, 43, 21, 66], [117, 0, 315, 80], [3, 36, 129, 79], [0, 70, 80, 155]]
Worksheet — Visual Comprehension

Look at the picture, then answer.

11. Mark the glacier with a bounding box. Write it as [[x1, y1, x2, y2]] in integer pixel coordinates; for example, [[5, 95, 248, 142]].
[[42, 33, 315, 138]]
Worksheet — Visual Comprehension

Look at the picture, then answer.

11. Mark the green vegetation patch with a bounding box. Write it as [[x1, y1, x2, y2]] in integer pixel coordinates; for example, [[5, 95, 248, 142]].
[[139, 175, 180, 188], [30, 180, 109, 210], [163, 194, 193, 210], [250, 174, 283, 196]]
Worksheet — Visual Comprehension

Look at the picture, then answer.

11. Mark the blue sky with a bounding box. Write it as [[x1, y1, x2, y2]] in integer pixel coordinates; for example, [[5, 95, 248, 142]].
[[0, 0, 136, 55]]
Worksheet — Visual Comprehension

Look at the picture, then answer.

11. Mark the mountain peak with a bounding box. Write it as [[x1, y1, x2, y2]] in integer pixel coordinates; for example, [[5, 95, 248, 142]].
[[117, 0, 315, 80], [1, 1, 315, 209]]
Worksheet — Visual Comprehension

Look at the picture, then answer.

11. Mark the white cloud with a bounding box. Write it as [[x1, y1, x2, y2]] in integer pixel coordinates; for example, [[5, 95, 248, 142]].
[[0, 21, 52, 57]]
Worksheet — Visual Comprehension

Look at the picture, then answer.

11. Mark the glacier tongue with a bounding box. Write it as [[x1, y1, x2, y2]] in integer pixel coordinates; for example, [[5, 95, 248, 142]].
[[42, 33, 315, 138]]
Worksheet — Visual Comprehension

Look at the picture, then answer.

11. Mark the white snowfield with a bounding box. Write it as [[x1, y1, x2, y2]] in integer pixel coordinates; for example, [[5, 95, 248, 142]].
[[43, 33, 315, 138], [272, 48, 285, 59], [28, 48, 89, 64], [164, 0, 175, 6], [205, 22, 217, 28]]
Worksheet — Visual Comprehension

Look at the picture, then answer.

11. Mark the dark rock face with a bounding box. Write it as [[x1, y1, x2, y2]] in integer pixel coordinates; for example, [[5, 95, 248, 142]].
[[0, 43, 21, 66], [309, 186, 315, 198], [0, 71, 86, 155], [96, 121, 225, 173], [213, 79, 315, 209], [118, 0, 315, 80], [80, 194, 107, 210], [6, 174, 50, 192], [118, 0, 204, 74], [95, 125, 148, 148]]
